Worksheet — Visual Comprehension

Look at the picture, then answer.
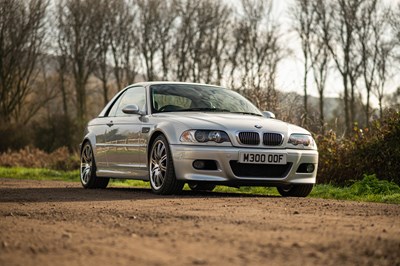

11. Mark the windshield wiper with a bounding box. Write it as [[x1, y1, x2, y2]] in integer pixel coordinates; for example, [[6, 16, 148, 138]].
[[230, 111, 263, 117], [177, 107, 231, 112]]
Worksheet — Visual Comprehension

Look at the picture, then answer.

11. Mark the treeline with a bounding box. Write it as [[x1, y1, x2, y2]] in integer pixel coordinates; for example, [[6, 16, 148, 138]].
[[1, 0, 400, 152]]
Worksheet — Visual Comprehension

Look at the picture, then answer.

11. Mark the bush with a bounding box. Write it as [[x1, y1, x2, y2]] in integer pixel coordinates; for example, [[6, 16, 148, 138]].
[[316, 110, 400, 185], [0, 124, 31, 152], [350, 174, 400, 196], [31, 114, 79, 153], [0, 115, 79, 153], [0, 146, 79, 171]]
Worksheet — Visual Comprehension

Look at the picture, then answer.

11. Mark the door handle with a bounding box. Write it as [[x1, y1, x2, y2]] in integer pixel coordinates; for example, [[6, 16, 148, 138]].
[[106, 121, 113, 127]]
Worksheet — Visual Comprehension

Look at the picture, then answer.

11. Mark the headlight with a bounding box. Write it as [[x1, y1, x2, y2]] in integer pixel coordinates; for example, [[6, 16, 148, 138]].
[[288, 134, 316, 149], [180, 130, 230, 143]]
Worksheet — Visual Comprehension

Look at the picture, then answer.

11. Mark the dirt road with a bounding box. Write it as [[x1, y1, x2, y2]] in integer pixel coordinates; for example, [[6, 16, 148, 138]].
[[0, 179, 399, 266]]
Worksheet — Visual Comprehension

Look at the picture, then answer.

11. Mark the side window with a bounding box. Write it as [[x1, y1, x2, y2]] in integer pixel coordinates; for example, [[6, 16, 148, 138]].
[[112, 86, 146, 117]]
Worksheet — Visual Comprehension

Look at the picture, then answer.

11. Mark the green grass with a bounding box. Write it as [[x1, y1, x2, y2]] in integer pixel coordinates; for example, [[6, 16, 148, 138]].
[[311, 175, 400, 204], [0, 167, 149, 187], [0, 167, 80, 182], [0, 167, 399, 204]]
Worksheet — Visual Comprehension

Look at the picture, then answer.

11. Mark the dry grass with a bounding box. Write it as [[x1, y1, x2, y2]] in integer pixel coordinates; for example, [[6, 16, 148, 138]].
[[0, 147, 79, 171]]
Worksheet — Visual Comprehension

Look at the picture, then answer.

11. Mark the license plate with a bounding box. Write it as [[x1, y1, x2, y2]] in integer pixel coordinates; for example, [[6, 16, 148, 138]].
[[238, 152, 287, 164]]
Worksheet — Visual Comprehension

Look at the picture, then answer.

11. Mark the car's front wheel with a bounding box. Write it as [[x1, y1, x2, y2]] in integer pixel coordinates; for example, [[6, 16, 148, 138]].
[[149, 135, 183, 195], [277, 184, 313, 197], [80, 142, 109, 189]]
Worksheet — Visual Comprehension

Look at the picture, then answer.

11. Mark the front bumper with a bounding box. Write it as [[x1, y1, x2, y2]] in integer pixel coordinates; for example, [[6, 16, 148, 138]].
[[170, 145, 318, 186]]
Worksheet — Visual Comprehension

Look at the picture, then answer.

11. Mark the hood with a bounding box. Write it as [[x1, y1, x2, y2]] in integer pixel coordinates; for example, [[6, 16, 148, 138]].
[[152, 112, 310, 135]]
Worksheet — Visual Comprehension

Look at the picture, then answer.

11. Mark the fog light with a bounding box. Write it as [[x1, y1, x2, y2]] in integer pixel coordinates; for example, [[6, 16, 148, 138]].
[[297, 163, 315, 173], [306, 164, 314, 173], [192, 160, 218, 170], [193, 160, 206, 169]]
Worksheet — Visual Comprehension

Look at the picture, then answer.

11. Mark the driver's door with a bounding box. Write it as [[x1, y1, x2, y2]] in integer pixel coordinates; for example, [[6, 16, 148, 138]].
[[104, 86, 148, 178]]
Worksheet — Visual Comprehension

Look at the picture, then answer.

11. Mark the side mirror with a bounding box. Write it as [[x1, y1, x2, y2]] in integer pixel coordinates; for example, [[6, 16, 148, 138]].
[[262, 111, 275, 119], [122, 104, 141, 115]]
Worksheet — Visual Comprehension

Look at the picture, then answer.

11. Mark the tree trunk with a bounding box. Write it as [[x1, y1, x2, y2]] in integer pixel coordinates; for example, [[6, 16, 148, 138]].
[[303, 56, 308, 127], [343, 75, 350, 134]]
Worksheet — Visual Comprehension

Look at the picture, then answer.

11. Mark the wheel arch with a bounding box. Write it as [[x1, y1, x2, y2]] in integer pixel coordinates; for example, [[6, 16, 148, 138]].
[[80, 133, 97, 156], [147, 130, 166, 162], [80, 138, 90, 154]]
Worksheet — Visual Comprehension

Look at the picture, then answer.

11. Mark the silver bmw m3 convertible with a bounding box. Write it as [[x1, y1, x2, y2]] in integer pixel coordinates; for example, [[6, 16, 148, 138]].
[[80, 82, 318, 196]]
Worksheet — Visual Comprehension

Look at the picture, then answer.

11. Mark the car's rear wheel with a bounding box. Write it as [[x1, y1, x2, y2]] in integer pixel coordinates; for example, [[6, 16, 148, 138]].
[[80, 142, 109, 189], [149, 135, 183, 195], [188, 183, 216, 192], [277, 184, 313, 197]]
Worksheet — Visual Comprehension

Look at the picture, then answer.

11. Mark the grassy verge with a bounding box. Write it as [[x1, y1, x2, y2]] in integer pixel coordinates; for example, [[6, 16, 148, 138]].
[[0, 167, 399, 204]]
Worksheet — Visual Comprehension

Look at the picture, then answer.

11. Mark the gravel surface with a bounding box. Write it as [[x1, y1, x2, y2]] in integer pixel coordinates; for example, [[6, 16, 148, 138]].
[[0, 178, 399, 266]]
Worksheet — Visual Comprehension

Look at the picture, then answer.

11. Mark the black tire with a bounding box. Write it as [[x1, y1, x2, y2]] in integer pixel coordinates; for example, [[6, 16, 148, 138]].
[[149, 135, 184, 195], [189, 183, 216, 192], [80, 142, 109, 189], [277, 184, 313, 197]]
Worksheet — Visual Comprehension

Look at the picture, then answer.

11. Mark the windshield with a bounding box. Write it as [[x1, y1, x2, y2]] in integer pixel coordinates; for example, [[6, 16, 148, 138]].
[[150, 84, 262, 116]]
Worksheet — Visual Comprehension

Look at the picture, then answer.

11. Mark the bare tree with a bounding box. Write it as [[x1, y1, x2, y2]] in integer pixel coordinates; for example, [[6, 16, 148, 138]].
[[229, 0, 283, 112], [55, 40, 74, 150], [174, 0, 232, 84], [309, 0, 332, 133], [21, 55, 60, 125], [291, 0, 316, 126], [386, 3, 400, 114], [391, 3, 400, 62], [56, 39, 70, 119], [57, 0, 103, 129], [109, 0, 139, 89], [374, 40, 394, 118], [174, 0, 200, 82], [210, 4, 232, 85], [137, 0, 162, 81], [0, 0, 48, 124], [50, 2, 76, 151], [93, 1, 112, 106], [356, 0, 392, 126], [185, 0, 231, 84], [324, 0, 365, 133], [155, 0, 178, 81]]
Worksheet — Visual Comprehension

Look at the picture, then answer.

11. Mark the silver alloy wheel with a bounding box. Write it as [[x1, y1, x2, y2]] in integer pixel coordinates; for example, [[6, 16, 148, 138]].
[[150, 139, 167, 190], [80, 144, 93, 185]]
